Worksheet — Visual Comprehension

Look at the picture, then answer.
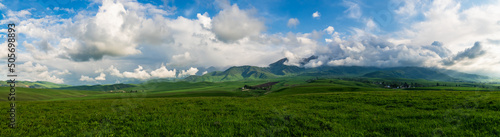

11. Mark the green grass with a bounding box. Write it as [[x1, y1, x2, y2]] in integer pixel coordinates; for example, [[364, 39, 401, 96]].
[[1, 90, 499, 136], [1, 78, 499, 136], [0, 87, 106, 101]]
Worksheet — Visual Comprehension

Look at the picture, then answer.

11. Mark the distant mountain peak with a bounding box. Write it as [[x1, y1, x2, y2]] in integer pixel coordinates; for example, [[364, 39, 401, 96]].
[[269, 58, 289, 67], [269, 55, 319, 68], [299, 55, 319, 66]]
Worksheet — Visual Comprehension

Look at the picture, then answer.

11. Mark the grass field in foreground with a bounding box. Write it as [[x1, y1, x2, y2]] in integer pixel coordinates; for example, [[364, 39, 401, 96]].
[[1, 90, 499, 136]]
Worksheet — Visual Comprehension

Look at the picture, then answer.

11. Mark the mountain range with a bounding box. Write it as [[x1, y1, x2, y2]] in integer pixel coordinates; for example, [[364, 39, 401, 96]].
[[185, 56, 489, 82], [1, 57, 490, 88]]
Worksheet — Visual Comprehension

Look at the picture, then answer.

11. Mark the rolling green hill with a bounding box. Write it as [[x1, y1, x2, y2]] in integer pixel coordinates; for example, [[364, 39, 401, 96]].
[[0, 81, 70, 88], [439, 69, 490, 81], [1, 78, 499, 136], [56, 83, 137, 91], [363, 67, 457, 81], [300, 66, 381, 77], [185, 66, 278, 82]]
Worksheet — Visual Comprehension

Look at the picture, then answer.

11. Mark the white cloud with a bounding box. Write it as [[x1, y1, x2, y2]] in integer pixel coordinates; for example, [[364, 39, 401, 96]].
[[169, 52, 195, 66], [343, 0, 362, 19], [364, 18, 377, 32], [388, 0, 500, 76], [324, 26, 334, 34], [0, 41, 8, 59], [312, 11, 320, 18], [396, 0, 500, 52], [150, 64, 177, 78], [178, 67, 199, 77], [95, 73, 106, 81], [6, 0, 499, 84], [53, 7, 75, 13], [304, 55, 329, 68], [0, 2, 5, 9], [212, 4, 265, 42], [202, 71, 208, 75], [392, 0, 424, 19], [319, 29, 448, 68], [103, 65, 198, 79], [107, 65, 124, 78], [287, 18, 299, 28], [17, 61, 66, 84], [79, 73, 105, 82], [5, 0, 320, 74], [197, 12, 212, 29], [54, 69, 71, 75], [79, 75, 96, 82], [122, 65, 151, 80], [8, 9, 32, 18]]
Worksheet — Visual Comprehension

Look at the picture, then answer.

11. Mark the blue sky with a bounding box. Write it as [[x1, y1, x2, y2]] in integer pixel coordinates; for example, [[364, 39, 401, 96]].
[[0, 0, 499, 85]]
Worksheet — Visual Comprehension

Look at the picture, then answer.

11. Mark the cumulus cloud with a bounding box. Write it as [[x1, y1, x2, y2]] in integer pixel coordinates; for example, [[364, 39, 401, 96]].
[[312, 11, 320, 18], [62, 0, 141, 61], [6, 0, 320, 73], [324, 26, 334, 34], [17, 61, 66, 84], [101, 65, 196, 79], [79, 75, 96, 82], [178, 67, 199, 77], [122, 65, 151, 80], [287, 18, 299, 28], [150, 64, 177, 78], [107, 65, 124, 78], [13, 0, 176, 62], [304, 56, 328, 68], [4, 0, 500, 84], [24, 41, 57, 60], [197, 12, 212, 29], [79, 73, 105, 82], [396, 0, 500, 53], [443, 42, 486, 66], [312, 29, 450, 67], [212, 4, 265, 42], [95, 73, 106, 81], [423, 41, 451, 58]]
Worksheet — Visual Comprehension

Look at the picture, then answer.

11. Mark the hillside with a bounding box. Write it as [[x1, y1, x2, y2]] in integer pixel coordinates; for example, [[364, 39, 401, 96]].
[[185, 57, 489, 82], [56, 83, 136, 91], [362, 67, 458, 81], [185, 66, 277, 82], [0, 81, 70, 88]]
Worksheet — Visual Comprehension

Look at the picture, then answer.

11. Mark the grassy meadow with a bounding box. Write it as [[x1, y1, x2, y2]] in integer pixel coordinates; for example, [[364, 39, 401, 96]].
[[1, 77, 499, 136]]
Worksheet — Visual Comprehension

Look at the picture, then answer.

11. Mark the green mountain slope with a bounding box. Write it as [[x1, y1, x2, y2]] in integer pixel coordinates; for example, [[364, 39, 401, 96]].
[[268, 58, 304, 75], [0, 81, 70, 88], [185, 57, 489, 82], [185, 66, 277, 82], [301, 66, 381, 77], [56, 83, 136, 91], [362, 67, 458, 81], [439, 69, 489, 81]]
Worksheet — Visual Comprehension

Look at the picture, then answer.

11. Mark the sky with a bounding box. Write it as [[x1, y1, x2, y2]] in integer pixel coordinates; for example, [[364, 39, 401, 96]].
[[0, 0, 499, 85]]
